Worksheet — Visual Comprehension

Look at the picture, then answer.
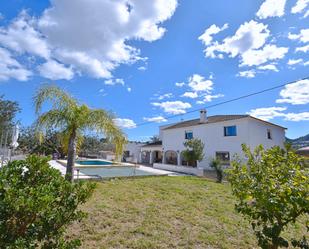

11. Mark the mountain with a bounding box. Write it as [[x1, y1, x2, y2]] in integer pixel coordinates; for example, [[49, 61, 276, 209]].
[[286, 134, 309, 149]]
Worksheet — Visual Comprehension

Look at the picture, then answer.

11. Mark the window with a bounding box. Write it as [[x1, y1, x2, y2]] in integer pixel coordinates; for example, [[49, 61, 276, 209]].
[[224, 126, 237, 136], [185, 131, 193, 140], [216, 152, 230, 164], [267, 129, 272, 140]]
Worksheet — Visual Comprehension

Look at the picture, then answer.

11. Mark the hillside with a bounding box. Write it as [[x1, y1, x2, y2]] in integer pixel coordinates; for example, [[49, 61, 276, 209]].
[[286, 134, 309, 149]]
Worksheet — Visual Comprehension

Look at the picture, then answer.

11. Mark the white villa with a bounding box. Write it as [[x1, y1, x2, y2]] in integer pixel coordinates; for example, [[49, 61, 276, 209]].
[[124, 109, 286, 175]]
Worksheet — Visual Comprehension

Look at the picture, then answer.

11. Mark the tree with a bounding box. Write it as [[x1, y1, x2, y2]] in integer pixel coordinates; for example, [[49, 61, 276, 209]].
[[149, 135, 160, 143], [18, 125, 65, 156], [210, 158, 223, 183], [227, 144, 309, 249], [0, 155, 95, 248], [34, 85, 126, 181], [182, 138, 204, 167], [0, 95, 20, 130], [79, 135, 115, 157]]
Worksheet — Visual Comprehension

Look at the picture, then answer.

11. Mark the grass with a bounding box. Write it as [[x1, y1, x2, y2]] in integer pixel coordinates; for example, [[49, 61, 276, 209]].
[[67, 176, 307, 249]]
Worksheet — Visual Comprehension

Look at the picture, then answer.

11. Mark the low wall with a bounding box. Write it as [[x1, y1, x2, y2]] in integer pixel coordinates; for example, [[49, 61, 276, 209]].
[[153, 163, 206, 176]]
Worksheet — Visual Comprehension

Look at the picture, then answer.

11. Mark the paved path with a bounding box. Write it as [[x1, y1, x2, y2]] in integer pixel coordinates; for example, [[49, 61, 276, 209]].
[[49, 160, 95, 179]]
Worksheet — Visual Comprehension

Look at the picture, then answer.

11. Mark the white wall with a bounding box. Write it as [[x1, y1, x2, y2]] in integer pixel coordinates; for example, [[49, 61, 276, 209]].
[[247, 118, 285, 150], [153, 163, 205, 176], [124, 142, 145, 163], [161, 117, 285, 169], [158, 123, 177, 140]]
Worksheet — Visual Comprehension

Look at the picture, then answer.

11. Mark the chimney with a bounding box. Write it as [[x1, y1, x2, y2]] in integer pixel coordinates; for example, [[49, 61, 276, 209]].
[[200, 109, 207, 123]]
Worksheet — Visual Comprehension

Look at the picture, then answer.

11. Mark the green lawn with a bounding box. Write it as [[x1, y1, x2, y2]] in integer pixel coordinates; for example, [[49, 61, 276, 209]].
[[67, 176, 307, 249]]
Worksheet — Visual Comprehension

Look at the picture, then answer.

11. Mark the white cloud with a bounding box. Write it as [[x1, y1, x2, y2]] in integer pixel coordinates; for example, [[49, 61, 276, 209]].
[[98, 88, 107, 96], [256, 0, 287, 19], [37, 60, 74, 80], [175, 82, 185, 87], [38, 0, 177, 78], [248, 106, 309, 121], [201, 20, 288, 68], [0, 0, 178, 81], [240, 44, 288, 67], [287, 58, 303, 65], [181, 92, 198, 98], [276, 79, 309, 105], [0, 12, 50, 59], [127, 87, 131, 92], [179, 74, 223, 102], [188, 74, 213, 92], [258, 64, 279, 71], [238, 70, 256, 78], [291, 0, 309, 15], [0, 47, 32, 81], [204, 21, 270, 59], [201, 94, 224, 103], [238, 64, 279, 78], [156, 93, 173, 100], [138, 66, 147, 71], [143, 116, 167, 123], [284, 112, 309, 121], [247, 106, 287, 121], [152, 101, 191, 114], [198, 23, 228, 46], [296, 44, 309, 53], [288, 29, 309, 43], [105, 78, 125, 86], [113, 118, 136, 129]]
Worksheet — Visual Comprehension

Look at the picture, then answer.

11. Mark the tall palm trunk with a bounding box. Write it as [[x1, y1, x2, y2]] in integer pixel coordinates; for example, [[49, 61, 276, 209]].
[[66, 130, 77, 182]]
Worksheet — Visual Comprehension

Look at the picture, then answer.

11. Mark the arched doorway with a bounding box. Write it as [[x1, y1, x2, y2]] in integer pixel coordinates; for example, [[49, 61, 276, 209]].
[[152, 150, 162, 163], [165, 150, 178, 165], [141, 151, 150, 164]]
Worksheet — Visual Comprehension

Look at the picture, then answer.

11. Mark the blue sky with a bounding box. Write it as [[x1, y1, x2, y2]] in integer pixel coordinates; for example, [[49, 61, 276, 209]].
[[0, 0, 308, 140]]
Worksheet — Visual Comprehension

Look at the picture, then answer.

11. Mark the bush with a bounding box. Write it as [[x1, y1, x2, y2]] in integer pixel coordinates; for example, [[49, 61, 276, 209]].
[[227, 144, 309, 249], [210, 158, 223, 183], [182, 139, 205, 167], [0, 155, 95, 248]]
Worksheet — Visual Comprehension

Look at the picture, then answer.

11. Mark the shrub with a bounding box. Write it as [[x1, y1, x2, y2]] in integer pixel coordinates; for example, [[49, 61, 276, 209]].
[[210, 158, 223, 183], [0, 155, 95, 248], [227, 144, 309, 249]]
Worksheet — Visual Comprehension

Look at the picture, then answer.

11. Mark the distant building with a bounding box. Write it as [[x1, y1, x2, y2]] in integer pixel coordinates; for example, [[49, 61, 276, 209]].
[[123, 142, 145, 163]]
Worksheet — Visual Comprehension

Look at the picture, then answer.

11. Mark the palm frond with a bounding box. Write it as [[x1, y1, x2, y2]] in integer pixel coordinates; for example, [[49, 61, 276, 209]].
[[35, 109, 68, 132], [33, 84, 77, 115], [85, 109, 127, 160]]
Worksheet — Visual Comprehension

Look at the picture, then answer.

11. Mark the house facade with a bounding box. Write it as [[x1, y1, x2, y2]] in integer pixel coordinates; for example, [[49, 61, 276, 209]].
[[123, 142, 145, 163], [137, 110, 286, 171]]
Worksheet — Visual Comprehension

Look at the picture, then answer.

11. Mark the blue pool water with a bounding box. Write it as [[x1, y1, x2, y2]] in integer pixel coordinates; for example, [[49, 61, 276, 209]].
[[78, 166, 158, 178], [76, 160, 112, 165]]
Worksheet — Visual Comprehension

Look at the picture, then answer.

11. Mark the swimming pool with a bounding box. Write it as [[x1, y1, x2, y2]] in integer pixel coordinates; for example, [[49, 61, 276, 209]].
[[56, 159, 167, 179], [78, 166, 161, 178], [75, 160, 112, 166]]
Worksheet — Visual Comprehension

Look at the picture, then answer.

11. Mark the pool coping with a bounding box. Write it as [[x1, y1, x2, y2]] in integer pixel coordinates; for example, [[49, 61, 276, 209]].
[[56, 159, 136, 168]]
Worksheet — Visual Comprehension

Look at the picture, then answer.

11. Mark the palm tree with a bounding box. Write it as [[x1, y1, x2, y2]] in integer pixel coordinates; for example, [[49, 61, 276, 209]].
[[33, 85, 126, 181]]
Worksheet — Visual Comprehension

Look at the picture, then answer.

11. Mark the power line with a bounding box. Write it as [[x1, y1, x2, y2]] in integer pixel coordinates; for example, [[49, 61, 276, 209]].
[[135, 76, 309, 127]]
